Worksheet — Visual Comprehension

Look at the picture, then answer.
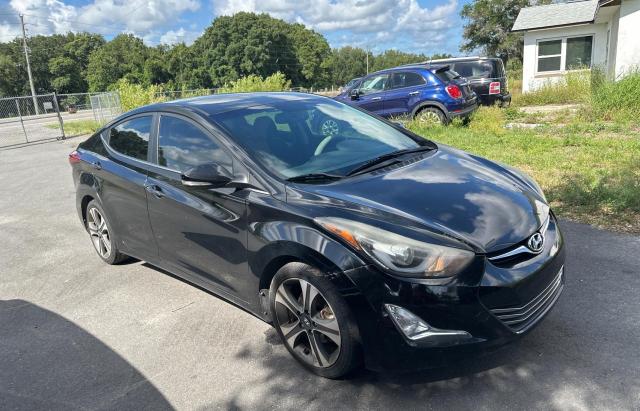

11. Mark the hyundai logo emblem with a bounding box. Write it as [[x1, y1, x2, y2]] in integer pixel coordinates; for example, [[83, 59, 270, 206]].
[[527, 232, 544, 252]]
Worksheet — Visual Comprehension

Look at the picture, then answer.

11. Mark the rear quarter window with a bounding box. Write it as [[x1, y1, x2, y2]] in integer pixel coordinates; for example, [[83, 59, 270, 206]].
[[434, 69, 461, 84], [108, 116, 152, 161]]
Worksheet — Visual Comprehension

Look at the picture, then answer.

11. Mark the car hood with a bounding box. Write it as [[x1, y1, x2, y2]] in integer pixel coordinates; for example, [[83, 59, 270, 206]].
[[289, 145, 547, 253]]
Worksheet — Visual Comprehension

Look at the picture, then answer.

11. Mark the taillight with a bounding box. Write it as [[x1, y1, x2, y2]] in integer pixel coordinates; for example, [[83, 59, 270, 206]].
[[489, 81, 501, 95], [445, 84, 463, 99], [68, 150, 82, 165]]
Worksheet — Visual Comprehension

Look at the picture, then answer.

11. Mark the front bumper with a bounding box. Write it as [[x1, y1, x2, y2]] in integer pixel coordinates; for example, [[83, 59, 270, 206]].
[[340, 215, 565, 372]]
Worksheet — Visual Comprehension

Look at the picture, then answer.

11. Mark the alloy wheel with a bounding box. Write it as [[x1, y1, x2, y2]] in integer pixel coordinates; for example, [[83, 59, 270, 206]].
[[87, 207, 112, 259], [320, 119, 340, 137], [416, 110, 442, 125], [274, 278, 341, 368]]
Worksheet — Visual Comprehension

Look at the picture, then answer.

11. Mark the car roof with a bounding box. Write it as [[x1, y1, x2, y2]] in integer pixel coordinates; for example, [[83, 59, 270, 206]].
[[126, 92, 327, 118], [429, 56, 500, 63], [367, 63, 449, 76]]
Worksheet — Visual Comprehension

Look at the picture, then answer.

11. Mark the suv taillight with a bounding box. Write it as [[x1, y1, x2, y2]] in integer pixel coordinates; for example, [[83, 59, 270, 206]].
[[489, 81, 501, 95], [69, 150, 81, 165], [445, 84, 462, 99]]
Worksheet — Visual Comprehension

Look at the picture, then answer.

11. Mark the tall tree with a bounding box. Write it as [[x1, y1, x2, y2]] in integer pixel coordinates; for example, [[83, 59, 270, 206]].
[[50, 33, 105, 93], [460, 0, 533, 63], [371, 50, 428, 72], [325, 47, 369, 87], [86, 34, 148, 91]]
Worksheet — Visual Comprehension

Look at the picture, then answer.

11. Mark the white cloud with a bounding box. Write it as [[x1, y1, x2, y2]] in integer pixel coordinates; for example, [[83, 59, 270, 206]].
[[1, 0, 201, 44], [158, 27, 200, 45], [213, 0, 459, 53]]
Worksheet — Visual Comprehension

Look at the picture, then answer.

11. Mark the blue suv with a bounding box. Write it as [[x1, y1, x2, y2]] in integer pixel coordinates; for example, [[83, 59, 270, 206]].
[[334, 64, 478, 125]]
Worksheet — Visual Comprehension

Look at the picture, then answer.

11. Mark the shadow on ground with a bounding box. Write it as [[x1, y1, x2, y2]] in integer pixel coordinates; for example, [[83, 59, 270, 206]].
[[0, 300, 173, 411]]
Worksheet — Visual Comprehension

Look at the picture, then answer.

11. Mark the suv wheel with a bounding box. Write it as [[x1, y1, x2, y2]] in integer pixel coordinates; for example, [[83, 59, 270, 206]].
[[269, 263, 362, 378], [415, 107, 446, 125]]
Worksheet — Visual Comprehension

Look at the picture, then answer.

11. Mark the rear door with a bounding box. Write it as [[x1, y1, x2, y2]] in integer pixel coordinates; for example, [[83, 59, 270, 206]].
[[99, 114, 158, 260], [144, 113, 252, 302], [384, 71, 427, 117], [350, 73, 389, 115]]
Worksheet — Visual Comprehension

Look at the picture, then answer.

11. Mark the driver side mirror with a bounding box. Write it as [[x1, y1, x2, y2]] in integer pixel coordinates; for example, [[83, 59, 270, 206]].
[[181, 163, 233, 188], [350, 89, 360, 100]]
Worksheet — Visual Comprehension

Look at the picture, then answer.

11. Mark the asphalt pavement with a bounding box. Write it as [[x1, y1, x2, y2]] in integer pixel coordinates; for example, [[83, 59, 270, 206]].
[[1, 137, 639, 410]]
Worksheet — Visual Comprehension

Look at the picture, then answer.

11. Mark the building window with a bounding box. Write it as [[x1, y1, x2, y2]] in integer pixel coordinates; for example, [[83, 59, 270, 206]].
[[537, 35, 593, 73]]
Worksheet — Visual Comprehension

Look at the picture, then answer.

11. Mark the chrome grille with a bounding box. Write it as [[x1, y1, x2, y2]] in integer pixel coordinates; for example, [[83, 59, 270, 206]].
[[490, 267, 564, 333]]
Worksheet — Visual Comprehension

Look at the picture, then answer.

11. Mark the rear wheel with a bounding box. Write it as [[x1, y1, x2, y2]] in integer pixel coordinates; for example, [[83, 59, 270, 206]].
[[270, 263, 361, 378], [415, 107, 446, 125], [85, 200, 129, 265]]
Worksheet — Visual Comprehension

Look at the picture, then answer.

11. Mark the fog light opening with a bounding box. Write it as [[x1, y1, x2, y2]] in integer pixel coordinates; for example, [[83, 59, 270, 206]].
[[384, 304, 472, 342]]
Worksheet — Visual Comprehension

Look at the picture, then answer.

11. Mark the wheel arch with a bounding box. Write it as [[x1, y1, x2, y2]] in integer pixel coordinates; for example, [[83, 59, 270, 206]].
[[411, 101, 449, 119], [256, 240, 362, 293]]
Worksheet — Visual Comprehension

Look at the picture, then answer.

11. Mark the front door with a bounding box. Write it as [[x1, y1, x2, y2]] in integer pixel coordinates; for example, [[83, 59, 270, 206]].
[[351, 73, 388, 116], [145, 113, 251, 302]]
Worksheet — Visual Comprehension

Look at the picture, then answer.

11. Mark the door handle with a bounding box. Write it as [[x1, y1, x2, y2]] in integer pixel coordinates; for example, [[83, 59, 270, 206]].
[[91, 161, 102, 170], [144, 184, 165, 198], [408, 91, 419, 96], [371, 97, 382, 101]]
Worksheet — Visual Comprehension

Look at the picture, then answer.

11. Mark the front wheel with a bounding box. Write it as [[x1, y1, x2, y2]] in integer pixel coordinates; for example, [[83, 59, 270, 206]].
[[269, 263, 362, 378]]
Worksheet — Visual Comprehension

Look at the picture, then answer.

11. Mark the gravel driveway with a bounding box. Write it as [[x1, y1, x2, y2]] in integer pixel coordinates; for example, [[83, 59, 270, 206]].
[[1, 137, 639, 410]]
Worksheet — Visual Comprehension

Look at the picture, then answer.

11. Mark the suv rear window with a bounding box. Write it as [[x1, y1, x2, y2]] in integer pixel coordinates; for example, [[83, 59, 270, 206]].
[[433, 69, 461, 84], [450, 60, 503, 79]]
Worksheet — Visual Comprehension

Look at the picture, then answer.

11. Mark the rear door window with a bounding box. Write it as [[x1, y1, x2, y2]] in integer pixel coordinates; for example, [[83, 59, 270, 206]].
[[109, 116, 152, 161], [390, 72, 426, 89]]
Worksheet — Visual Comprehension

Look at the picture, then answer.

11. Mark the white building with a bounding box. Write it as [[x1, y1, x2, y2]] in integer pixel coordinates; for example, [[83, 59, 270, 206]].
[[512, 0, 640, 93]]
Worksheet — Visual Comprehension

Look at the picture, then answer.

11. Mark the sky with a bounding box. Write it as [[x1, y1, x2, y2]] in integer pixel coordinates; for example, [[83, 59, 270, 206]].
[[0, 0, 472, 55]]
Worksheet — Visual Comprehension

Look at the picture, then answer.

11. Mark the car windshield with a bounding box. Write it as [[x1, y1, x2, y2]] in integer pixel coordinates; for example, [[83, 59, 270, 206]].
[[214, 96, 426, 180]]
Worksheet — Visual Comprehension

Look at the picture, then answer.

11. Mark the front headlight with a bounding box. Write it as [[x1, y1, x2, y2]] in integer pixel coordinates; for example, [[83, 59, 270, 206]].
[[315, 217, 474, 279]]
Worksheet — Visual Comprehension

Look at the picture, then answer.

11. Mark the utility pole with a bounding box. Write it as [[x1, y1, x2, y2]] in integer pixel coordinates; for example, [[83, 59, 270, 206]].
[[366, 48, 369, 74], [19, 14, 39, 115]]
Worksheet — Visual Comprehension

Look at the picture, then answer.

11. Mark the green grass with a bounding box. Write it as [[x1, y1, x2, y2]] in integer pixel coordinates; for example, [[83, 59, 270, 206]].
[[47, 119, 101, 137], [407, 107, 640, 233]]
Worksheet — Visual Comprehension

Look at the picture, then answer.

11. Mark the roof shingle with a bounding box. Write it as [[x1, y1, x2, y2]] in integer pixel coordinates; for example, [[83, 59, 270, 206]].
[[512, 0, 599, 31]]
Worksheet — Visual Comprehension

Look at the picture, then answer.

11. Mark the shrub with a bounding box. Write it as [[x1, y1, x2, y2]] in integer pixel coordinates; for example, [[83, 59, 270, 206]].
[[218, 72, 291, 93], [113, 79, 167, 111]]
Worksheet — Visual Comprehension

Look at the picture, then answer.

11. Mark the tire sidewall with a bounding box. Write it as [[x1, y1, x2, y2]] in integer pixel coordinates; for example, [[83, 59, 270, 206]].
[[269, 262, 361, 379]]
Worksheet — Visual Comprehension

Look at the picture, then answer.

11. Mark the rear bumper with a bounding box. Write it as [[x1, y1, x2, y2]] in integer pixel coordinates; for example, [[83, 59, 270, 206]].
[[447, 101, 478, 120], [341, 216, 565, 372], [479, 93, 512, 106]]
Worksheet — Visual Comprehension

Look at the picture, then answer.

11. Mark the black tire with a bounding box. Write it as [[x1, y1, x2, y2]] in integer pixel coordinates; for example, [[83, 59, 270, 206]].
[[414, 106, 447, 125], [85, 200, 129, 265], [269, 262, 362, 378]]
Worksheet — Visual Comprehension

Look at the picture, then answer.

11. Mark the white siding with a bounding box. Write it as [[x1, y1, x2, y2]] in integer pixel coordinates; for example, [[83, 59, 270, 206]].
[[615, 0, 640, 78], [522, 24, 608, 93]]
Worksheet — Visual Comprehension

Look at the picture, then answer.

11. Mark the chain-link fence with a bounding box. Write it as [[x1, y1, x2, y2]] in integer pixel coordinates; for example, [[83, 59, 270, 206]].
[[90, 92, 122, 125], [0, 93, 65, 148]]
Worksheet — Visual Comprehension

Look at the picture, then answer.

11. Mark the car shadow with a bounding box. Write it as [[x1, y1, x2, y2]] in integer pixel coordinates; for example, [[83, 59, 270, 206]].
[[0, 299, 174, 410]]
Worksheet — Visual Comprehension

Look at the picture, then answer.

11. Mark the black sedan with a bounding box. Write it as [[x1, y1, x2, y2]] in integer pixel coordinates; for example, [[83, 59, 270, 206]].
[[70, 92, 565, 378]]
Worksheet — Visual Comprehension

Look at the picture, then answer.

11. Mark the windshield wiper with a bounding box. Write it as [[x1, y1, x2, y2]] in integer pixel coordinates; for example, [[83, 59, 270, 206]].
[[347, 145, 435, 176], [286, 173, 343, 183]]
